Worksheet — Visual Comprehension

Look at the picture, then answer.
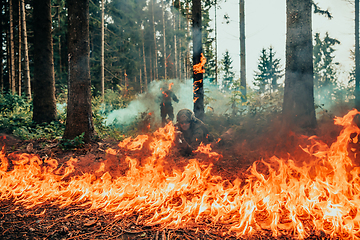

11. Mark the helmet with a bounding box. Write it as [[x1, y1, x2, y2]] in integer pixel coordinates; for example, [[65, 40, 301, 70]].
[[177, 109, 195, 123]]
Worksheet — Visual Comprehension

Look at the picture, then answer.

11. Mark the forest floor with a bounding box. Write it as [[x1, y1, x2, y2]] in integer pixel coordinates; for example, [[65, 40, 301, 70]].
[[0, 113, 347, 239]]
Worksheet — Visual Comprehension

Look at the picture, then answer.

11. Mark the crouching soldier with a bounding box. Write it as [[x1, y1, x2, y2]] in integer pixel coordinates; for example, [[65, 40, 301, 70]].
[[174, 109, 214, 155]]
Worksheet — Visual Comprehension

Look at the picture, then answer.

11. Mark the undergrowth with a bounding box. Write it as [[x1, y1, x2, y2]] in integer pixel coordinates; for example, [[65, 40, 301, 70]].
[[0, 86, 346, 146]]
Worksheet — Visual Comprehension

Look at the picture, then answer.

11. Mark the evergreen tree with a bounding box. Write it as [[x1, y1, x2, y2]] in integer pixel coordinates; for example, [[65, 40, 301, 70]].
[[254, 47, 283, 94], [313, 32, 340, 106], [220, 50, 235, 89]]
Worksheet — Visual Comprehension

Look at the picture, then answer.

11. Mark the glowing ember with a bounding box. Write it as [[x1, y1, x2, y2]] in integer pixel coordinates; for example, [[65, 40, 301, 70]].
[[3, 110, 360, 238]]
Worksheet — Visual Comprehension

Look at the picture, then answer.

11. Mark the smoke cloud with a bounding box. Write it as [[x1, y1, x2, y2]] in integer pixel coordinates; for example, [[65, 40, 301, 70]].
[[104, 79, 234, 127]]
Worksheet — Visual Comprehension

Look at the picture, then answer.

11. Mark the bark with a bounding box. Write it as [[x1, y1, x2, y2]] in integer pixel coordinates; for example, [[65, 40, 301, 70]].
[[32, 0, 57, 123], [282, 0, 316, 131], [63, 0, 94, 143], [21, 0, 30, 99], [192, 0, 204, 120]]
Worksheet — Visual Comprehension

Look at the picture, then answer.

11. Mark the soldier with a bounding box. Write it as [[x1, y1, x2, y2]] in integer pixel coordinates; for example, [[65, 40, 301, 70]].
[[174, 109, 214, 155], [159, 83, 179, 127]]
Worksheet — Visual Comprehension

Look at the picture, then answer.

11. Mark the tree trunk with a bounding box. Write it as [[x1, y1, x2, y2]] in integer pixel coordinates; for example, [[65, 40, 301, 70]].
[[282, 0, 316, 131], [152, 0, 158, 80], [58, 1, 62, 76], [9, 0, 15, 94], [101, 0, 105, 99], [32, 0, 57, 123], [355, 0, 360, 109], [63, 0, 94, 143], [162, 0, 167, 79], [185, 2, 190, 80], [142, 34, 148, 91], [192, 0, 204, 120], [0, 0, 3, 93], [21, 0, 30, 99], [18, 0, 21, 96], [239, 0, 246, 101], [173, 0, 177, 79], [214, 0, 218, 84]]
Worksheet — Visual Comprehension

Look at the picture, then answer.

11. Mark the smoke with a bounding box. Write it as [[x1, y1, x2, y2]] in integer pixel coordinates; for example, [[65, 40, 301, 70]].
[[104, 79, 234, 127]]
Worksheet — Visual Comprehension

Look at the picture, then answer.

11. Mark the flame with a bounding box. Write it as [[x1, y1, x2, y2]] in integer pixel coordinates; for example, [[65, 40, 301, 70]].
[[3, 110, 360, 238], [193, 53, 206, 74]]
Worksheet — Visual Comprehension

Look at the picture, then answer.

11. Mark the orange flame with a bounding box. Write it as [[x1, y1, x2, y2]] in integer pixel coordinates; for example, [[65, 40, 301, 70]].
[[193, 53, 206, 74], [4, 111, 360, 238]]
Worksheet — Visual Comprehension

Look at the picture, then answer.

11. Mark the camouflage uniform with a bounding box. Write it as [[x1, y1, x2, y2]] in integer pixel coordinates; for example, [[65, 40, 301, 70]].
[[175, 109, 214, 155], [160, 89, 179, 127]]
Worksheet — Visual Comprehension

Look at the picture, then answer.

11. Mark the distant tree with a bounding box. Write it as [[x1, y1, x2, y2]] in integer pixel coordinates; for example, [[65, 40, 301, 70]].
[[220, 50, 235, 89], [32, 0, 57, 123], [313, 32, 340, 106], [254, 47, 283, 94], [282, 0, 317, 131], [63, 0, 95, 143]]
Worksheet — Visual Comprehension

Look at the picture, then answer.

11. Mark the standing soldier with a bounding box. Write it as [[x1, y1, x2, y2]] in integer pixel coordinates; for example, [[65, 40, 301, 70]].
[[159, 83, 179, 127]]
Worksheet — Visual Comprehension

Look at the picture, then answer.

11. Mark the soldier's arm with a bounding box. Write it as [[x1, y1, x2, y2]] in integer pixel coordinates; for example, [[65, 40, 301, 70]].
[[171, 91, 179, 103], [190, 127, 205, 148]]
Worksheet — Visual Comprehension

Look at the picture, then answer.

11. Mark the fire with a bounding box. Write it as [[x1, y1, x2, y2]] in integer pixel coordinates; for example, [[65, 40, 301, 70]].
[[3, 110, 360, 238], [193, 53, 206, 74]]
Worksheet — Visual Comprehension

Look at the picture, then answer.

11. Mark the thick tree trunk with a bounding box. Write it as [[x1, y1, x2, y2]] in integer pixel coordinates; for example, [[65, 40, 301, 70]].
[[21, 0, 31, 99], [64, 0, 94, 143], [283, 0, 316, 131], [192, 0, 204, 120], [32, 0, 57, 123]]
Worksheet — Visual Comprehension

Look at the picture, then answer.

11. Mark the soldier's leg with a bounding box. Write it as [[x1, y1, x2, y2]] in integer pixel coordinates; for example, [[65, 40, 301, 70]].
[[160, 106, 167, 127], [168, 106, 174, 122]]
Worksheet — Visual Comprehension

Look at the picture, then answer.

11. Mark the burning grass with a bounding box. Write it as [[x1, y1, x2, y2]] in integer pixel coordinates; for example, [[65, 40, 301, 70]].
[[1, 110, 360, 239]]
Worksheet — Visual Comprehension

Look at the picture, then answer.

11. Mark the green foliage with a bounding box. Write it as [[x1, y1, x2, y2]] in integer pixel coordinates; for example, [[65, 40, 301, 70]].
[[59, 132, 85, 150], [0, 93, 65, 140], [253, 47, 283, 94], [220, 50, 235, 89], [313, 32, 340, 107], [13, 121, 65, 140]]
